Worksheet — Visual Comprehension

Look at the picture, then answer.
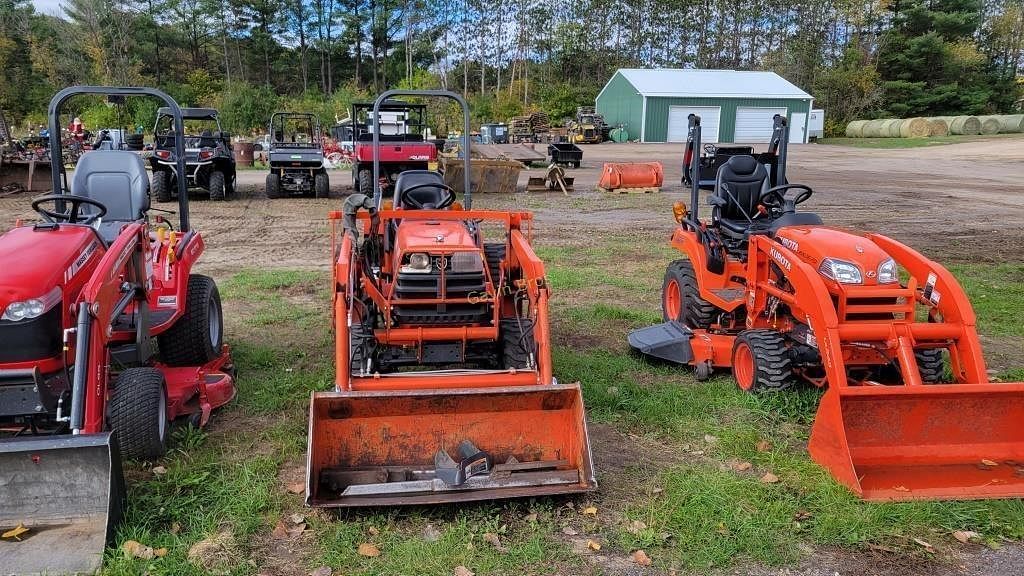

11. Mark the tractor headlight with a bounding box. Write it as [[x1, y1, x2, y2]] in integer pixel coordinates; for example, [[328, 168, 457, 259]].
[[818, 258, 862, 284], [401, 252, 432, 274], [877, 258, 898, 284], [450, 251, 483, 274], [1, 287, 62, 322]]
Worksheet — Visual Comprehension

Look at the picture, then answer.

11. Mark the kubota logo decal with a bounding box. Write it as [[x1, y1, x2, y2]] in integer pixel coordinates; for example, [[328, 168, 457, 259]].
[[769, 248, 792, 271], [780, 237, 799, 251]]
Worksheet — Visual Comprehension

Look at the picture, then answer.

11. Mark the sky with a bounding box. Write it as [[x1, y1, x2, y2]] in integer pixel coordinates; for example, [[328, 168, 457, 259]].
[[32, 0, 64, 16]]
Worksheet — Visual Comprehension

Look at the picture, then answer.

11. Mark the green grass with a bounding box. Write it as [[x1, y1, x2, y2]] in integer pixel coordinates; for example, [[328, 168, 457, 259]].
[[949, 263, 1024, 337], [102, 261, 1024, 574], [816, 133, 1024, 149]]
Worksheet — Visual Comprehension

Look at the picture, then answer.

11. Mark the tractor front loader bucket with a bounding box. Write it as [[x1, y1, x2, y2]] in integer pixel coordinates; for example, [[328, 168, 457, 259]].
[[0, 433, 123, 575], [307, 383, 595, 507], [809, 383, 1024, 501]]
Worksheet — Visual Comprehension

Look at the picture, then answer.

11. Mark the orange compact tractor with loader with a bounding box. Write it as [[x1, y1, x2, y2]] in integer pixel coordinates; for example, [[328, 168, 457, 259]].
[[630, 113, 1024, 502], [0, 87, 235, 574], [306, 90, 595, 507]]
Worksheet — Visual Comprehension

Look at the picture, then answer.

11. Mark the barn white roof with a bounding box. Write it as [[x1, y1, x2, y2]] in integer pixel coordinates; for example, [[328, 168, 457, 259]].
[[601, 69, 812, 100]]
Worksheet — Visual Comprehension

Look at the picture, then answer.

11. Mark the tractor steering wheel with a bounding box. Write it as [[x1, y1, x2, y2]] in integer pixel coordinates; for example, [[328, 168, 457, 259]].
[[32, 194, 108, 225], [759, 184, 813, 214], [398, 183, 458, 210]]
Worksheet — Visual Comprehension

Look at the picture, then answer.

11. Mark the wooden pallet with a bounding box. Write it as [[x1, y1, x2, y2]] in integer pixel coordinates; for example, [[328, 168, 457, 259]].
[[597, 186, 660, 194]]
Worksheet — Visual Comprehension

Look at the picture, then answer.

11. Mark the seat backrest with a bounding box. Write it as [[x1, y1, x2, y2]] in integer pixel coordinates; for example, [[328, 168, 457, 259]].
[[71, 151, 150, 226], [713, 155, 767, 221], [393, 170, 447, 209]]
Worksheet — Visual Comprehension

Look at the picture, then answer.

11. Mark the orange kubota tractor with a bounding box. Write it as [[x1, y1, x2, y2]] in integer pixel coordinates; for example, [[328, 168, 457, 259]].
[[630, 113, 1024, 502], [306, 90, 595, 506]]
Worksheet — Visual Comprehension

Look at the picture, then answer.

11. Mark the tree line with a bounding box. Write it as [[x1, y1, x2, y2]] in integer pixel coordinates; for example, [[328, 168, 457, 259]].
[[1, 0, 1022, 136]]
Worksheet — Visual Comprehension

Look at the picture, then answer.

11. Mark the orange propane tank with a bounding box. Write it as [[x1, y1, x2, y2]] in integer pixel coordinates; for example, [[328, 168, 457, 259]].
[[598, 162, 664, 191]]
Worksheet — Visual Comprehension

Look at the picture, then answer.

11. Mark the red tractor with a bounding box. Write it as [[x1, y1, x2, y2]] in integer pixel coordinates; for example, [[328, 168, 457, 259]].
[[350, 99, 437, 197], [630, 113, 1024, 502], [0, 87, 235, 574]]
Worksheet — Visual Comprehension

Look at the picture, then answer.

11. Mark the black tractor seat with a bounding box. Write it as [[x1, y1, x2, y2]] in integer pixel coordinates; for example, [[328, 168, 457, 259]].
[[71, 150, 150, 243], [393, 170, 448, 209], [712, 155, 768, 236]]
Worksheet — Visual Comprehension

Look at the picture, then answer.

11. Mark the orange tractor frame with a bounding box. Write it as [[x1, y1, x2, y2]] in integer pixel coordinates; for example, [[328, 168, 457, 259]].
[[307, 90, 594, 507], [630, 113, 1024, 501]]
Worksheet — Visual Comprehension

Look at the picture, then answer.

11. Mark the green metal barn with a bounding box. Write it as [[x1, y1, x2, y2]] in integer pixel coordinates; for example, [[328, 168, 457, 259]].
[[596, 69, 814, 144]]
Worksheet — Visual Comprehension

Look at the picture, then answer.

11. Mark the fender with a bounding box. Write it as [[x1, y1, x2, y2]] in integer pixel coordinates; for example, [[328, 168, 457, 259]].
[[669, 227, 745, 311]]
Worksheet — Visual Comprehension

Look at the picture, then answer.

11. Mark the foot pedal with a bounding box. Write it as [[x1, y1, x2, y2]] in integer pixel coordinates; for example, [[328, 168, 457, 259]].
[[434, 440, 492, 486]]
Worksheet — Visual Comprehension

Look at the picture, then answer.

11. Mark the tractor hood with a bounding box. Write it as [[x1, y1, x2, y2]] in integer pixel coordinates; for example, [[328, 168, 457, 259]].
[[773, 227, 895, 286], [0, 225, 101, 308], [393, 219, 477, 254]]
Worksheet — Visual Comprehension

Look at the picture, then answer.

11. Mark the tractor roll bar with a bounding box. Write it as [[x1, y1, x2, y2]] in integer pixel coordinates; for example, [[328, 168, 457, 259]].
[[687, 114, 702, 221], [371, 90, 472, 209], [48, 86, 191, 232]]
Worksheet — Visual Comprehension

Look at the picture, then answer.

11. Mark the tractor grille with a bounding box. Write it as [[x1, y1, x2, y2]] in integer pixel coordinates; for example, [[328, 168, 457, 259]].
[[393, 269, 488, 325], [0, 307, 62, 363]]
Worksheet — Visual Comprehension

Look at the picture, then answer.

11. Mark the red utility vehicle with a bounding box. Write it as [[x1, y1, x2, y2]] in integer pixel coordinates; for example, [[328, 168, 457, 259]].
[[350, 100, 437, 197], [0, 87, 235, 575]]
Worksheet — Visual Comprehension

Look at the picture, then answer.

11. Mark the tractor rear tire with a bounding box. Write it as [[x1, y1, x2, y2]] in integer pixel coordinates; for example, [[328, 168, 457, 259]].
[[266, 173, 282, 199], [108, 367, 168, 461], [358, 169, 373, 197], [152, 170, 172, 203], [484, 243, 506, 286], [916, 348, 947, 383], [501, 318, 535, 370], [731, 330, 793, 392], [158, 275, 224, 367], [208, 170, 226, 201], [662, 259, 717, 329], [314, 172, 330, 198]]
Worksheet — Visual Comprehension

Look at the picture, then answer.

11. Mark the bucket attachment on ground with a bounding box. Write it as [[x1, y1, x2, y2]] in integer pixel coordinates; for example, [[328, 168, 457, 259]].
[[597, 162, 663, 193], [0, 433, 122, 575], [810, 383, 1024, 501], [306, 383, 595, 507]]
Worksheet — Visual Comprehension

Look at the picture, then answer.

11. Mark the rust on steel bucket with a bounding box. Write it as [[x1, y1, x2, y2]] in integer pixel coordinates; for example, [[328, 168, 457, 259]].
[[306, 383, 595, 507]]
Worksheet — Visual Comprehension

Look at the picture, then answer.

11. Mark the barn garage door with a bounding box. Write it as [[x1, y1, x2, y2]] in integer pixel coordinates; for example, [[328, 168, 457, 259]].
[[667, 106, 720, 143], [734, 107, 788, 143]]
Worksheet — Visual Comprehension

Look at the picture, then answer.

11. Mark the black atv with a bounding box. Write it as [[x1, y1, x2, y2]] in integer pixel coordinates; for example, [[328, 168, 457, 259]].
[[150, 107, 236, 201], [265, 112, 329, 198]]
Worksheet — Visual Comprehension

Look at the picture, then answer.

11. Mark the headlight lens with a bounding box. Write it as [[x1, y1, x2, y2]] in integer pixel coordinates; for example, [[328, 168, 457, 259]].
[[400, 252, 432, 274], [2, 287, 62, 321], [818, 258, 863, 284], [877, 258, 898, 283], [450, 252, 483, 273]]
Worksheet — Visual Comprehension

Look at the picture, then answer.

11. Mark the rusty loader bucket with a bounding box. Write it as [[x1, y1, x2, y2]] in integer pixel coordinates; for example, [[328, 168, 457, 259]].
[[0, 433, 123, 574], [809, 383, 1024, 501], [306, 383, 595, 507]]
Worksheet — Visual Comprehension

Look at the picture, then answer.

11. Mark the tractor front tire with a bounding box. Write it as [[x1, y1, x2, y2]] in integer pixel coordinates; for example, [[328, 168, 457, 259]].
[[314, 171, 330, 198], [266, 173, 282, 199], [732, 330, 793, 392], [208, 170, 226, 201], [108, 367, 168, 461], [916, 348, 947, 383], [158, 275, 224, 367], [152, 170, 172, 203], [484, 243, 506, 286], [501, 318, 535, 370], [662, 259, 716, 329], [358, 169, 373, 197]]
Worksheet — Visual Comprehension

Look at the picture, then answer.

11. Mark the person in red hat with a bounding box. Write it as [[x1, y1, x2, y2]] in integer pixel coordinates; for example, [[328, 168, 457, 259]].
[[68, 117, 85, 142]]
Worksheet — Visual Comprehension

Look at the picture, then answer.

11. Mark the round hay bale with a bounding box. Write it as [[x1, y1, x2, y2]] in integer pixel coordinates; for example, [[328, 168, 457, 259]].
[[979, 116, 1001, 135], [993, 114, 1024, 133], [862, 119, 887, 138], [884, 119, 903, 138], [926, 118, 949, 136], [898, 117, 930, 138], [949, 116, 981, 135], [845, 120, 868, 138]]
